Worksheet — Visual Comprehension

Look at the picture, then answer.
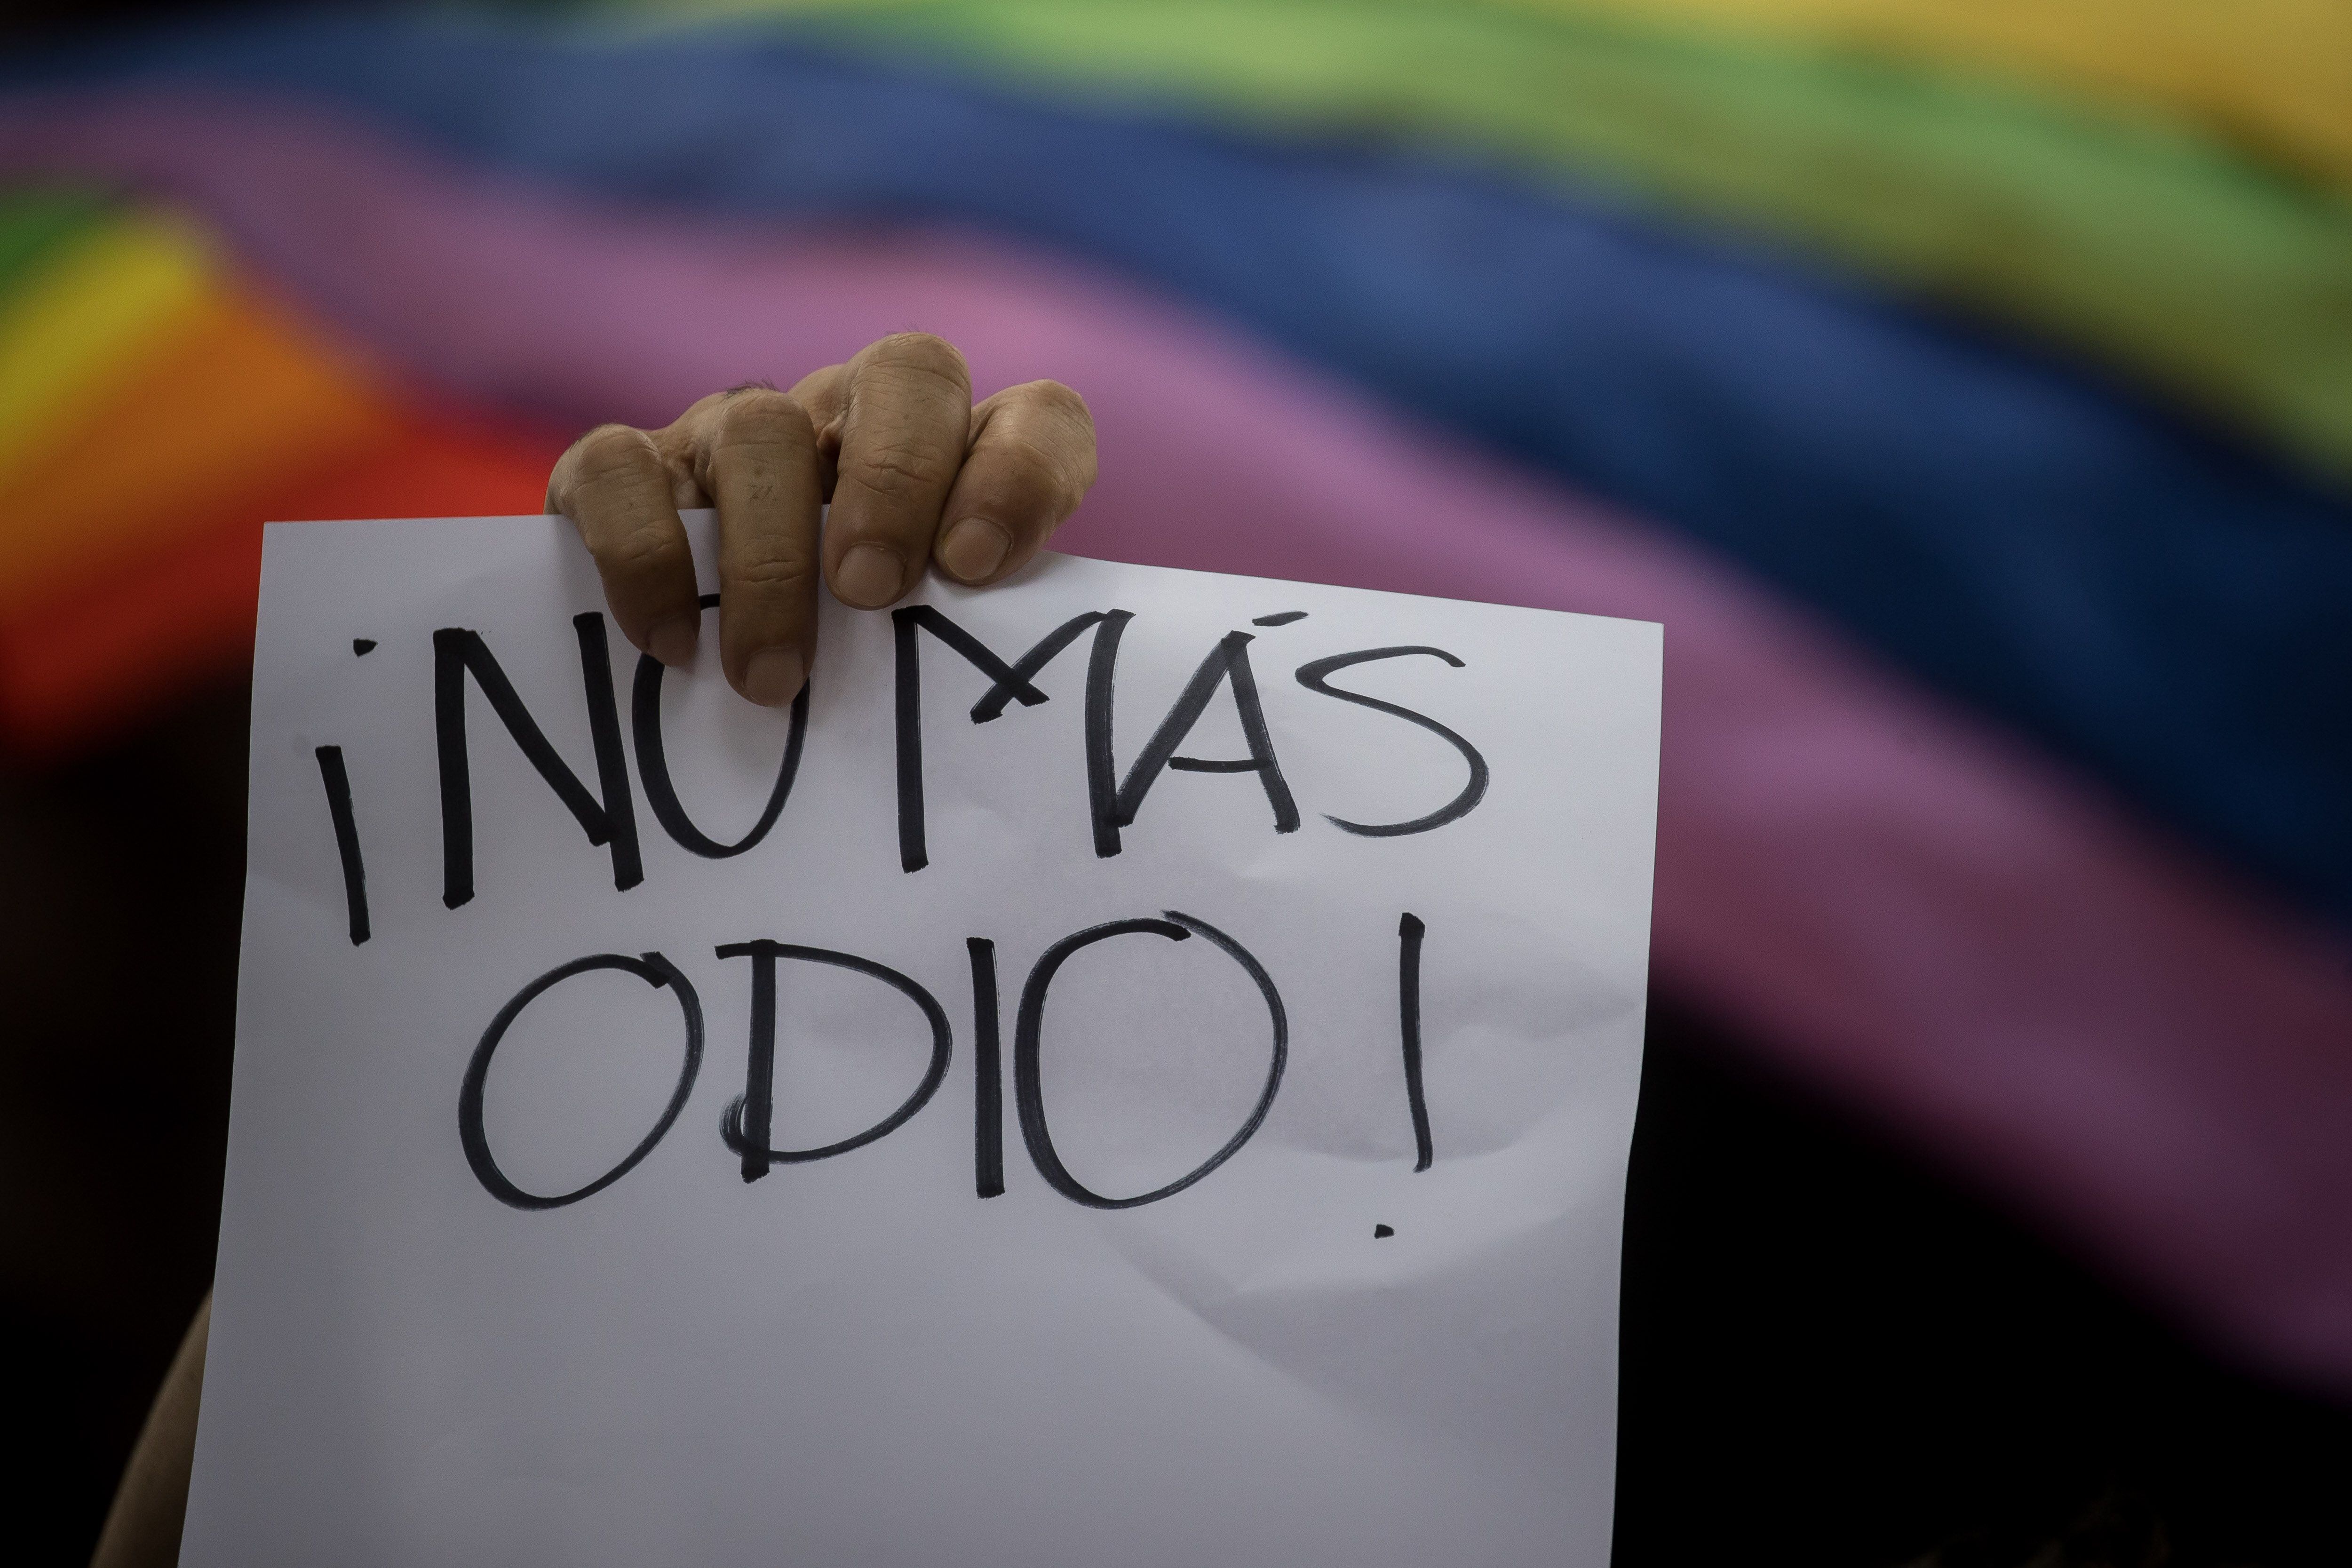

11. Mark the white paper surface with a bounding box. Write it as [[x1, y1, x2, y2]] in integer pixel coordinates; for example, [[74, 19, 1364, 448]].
[[190, 514, 1661, 1568]]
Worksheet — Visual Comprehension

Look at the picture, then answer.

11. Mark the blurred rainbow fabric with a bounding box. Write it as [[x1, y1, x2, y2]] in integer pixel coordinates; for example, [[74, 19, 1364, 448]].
[[4, 1, 2350, 1391]]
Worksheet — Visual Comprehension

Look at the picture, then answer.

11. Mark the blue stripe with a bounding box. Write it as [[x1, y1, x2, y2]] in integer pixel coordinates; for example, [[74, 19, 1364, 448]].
[[15, 16, 2352, 922]]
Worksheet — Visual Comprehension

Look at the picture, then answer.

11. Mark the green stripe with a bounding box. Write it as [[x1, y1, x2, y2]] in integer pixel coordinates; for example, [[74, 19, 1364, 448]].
[[657, 0, 2352, 482], [0, 187, 116, 299]]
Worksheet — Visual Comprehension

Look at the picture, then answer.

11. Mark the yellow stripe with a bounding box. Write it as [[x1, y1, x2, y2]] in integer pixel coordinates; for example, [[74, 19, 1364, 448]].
[[1523, 0, 2352, 192], [0, 212, 222, 492]]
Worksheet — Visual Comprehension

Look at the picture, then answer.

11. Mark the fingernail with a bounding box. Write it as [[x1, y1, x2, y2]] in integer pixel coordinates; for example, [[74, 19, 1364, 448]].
[[940, 518, 1011, 583], [834, 543, 906, 608], [647, 614, 698, 669], [742, 647, 805, 707]]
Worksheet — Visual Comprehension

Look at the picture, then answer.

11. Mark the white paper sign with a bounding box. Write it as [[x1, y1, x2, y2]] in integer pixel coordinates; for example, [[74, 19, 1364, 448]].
[[189, 514, 1661, 1568]]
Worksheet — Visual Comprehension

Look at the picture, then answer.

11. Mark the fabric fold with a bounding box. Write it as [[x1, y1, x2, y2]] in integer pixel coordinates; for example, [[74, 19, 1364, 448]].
[[4, 98, 2348, 1389]]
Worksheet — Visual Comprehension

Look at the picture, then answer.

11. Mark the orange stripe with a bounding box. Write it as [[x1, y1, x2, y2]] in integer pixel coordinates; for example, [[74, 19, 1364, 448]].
[[0, 280, 396, 616], [0, 412, 566, 755]]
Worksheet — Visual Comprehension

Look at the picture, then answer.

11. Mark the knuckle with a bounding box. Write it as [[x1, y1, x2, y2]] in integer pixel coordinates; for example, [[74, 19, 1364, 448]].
[[862, 331, 971, 395], [994, 383, 1097, 492], [848, 432, 961, 502], [567, 424, 661, 489], [727, 550, 817, 598], [597, 517, 689, 579], [990, 432, 1095, 512], [786, 364, 849, 430], [576, 423, 663, 479], [995, 434, 1082, 499], [713, 388, 815, 449], [1011, 379, 1092, 427]]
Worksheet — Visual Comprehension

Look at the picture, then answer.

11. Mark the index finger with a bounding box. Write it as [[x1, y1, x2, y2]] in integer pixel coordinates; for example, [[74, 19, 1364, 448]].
[[546, 422, 702, 668]]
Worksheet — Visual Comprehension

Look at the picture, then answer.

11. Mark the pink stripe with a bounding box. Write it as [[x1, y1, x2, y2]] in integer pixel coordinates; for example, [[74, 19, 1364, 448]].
[[8, 94, 2352, 1388]]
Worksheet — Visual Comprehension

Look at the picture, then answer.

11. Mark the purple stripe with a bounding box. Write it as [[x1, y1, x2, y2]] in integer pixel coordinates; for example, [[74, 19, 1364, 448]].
[[7, 93, 2351, 1387]]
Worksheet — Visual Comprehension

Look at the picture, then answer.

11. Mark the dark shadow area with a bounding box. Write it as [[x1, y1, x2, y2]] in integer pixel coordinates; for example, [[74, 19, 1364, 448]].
[[1620, 998, 2352, 1567], [2, 684, 246, 1566], [0, 0, 399, 48]]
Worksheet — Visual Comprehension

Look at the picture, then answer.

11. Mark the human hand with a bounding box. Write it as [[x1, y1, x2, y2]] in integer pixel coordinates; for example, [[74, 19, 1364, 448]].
[[545, 333, 1097, 706]]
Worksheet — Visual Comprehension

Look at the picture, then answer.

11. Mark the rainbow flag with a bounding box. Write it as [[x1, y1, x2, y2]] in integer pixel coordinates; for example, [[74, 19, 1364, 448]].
[[3, 0, 2349, 1395]]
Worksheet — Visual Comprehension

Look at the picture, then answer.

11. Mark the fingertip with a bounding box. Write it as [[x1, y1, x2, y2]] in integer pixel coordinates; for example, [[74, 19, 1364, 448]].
[[833, 542, 910, 609], [647, 613, 699, 669], [936, 381, 1092, 585], [740, 646, 806, 707], [938, 517, 1012, 584]]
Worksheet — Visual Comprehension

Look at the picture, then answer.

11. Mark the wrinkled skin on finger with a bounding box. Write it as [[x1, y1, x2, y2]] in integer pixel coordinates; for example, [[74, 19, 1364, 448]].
[[547, 334, 1095, 707]]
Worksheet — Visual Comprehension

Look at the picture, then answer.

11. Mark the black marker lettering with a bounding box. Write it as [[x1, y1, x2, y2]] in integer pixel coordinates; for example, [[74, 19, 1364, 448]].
[[633, 593, 808, 858], [968, 937, 1004, 1199], [1295, 647, 1489, 836], [1100, 631, 1299, 857], [313, 744, 369, 946], [715, 940, 952, 1182], [458, 951, 704, 1211], [1082, 610, 1132, 857], [434, 614, 643, 907], [1398, 913, 1433, 1171], [893, 605, 1130, 872], [351, 637, 377, 656], [1013, 910, 1288, 1208], [1251, 611, 1307, 627]]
